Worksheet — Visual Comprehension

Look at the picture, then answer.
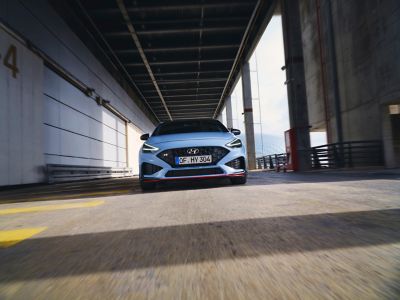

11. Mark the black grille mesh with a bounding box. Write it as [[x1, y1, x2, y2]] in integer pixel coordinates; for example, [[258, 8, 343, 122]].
[[165, 168, 224, 177], [157, 147, 229, 167]]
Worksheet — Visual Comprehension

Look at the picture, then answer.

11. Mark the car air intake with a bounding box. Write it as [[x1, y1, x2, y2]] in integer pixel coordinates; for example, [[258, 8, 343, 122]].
[[141, 163, 163, 175], [165, 167, 224, 177], [225, 157, 245, 169], [157, 147, 229, 167]]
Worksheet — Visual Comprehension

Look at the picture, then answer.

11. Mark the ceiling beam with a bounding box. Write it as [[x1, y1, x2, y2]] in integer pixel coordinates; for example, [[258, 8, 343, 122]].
[[126, 58, 234, 67], [152, 102, 218, 108], [92, 3, 254, 15], [145, 93, 221, 99], [137, 78, 226, 85], [163, 99, 220, 104], [116, 0, 172, 120], [142, 86, 224, 93], [131, 17, 248, 26], [105, 26, 244, 37], [115, 45, 239, 54], [132, 70, 231, 77]]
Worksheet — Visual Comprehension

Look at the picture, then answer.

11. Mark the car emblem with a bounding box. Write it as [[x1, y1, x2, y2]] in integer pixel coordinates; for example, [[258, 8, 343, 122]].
[[187, 148, 200, 155]]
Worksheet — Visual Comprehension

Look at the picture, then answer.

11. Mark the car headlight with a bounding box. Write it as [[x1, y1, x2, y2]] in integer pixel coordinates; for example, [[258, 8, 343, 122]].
[[142, 142, 159, 153], [226, 138, 243, 148]]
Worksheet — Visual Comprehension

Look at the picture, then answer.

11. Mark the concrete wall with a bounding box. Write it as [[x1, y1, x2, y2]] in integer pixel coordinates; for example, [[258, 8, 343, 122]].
[[0, 26, 44, 185], [299, 0, 400, 142], [0, 0, 155, 185]]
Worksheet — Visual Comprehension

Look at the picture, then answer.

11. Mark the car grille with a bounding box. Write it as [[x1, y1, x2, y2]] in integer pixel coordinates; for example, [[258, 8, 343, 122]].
[[165, 167, 224, 177], [157, 146, 229, 167]]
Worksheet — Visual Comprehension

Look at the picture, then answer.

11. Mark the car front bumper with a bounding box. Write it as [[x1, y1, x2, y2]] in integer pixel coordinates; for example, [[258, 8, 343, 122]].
[[139, 146, 246, 182]]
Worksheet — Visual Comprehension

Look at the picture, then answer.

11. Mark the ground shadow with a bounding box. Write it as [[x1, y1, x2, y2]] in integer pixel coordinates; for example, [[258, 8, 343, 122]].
[[1, 208, 399, 282]]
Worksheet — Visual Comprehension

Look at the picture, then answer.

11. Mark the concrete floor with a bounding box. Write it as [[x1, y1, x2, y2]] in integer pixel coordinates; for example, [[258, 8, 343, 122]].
[[0, 170, 399, 299]]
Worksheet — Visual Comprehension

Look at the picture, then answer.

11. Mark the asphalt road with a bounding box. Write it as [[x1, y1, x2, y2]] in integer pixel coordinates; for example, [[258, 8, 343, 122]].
[[0, 170, 399, 299]]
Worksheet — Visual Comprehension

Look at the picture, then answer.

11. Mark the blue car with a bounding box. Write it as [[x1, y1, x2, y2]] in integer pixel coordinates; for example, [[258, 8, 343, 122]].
[[139, 119, 247, 190]]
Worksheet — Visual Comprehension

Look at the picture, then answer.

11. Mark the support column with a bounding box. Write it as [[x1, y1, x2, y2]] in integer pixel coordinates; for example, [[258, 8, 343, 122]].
[[241, 62, 257, 170], [225, 95, 233, 129], [281, 0, 311, 171]]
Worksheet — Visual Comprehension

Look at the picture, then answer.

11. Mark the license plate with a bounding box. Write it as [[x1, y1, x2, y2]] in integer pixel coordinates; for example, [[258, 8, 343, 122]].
[[175, 155, 212, 165]]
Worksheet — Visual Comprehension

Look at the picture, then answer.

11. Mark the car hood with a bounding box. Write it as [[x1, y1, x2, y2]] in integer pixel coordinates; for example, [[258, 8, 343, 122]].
[[147, 132, 235, 145]]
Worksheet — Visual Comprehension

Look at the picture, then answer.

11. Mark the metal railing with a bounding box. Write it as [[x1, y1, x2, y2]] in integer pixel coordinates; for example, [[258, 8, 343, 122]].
[[256, 153, 288, 171], [311, 140, 384, 169], [256, 140, 384, 171], [46, 164, 134, 183]]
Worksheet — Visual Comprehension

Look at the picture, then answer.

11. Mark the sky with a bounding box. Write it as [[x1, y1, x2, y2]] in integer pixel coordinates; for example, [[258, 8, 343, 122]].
[[222, 16, 326, 156]]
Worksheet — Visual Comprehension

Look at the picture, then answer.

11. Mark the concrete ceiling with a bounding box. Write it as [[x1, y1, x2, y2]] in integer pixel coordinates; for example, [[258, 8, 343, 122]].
[[52, 0, 276, 122]]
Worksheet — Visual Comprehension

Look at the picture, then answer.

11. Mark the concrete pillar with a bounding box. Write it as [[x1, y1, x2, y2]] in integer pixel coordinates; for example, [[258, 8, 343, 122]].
[[281, 0, 311, 171], [225, 95, 233, 129], [241, 62, 257, 170], [382, 105, 400, 168]]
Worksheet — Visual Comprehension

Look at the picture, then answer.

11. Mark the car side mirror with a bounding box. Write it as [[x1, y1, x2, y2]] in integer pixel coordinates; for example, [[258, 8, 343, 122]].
[[231, 128, 241, 135], [140, 133, 150, 140]]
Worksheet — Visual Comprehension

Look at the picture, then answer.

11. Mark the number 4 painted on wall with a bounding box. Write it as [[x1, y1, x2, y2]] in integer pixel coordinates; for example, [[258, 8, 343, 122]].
[[3, 45, 19, 78]]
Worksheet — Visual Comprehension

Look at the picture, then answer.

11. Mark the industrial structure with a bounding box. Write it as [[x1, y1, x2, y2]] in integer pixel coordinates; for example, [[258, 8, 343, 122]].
[[0, 0, 399, 186]]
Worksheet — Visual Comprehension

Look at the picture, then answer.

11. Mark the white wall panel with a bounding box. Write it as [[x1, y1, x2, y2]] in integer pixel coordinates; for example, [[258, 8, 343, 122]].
[[59, 105, 90, 137], [117, 132, 127, 149], [103, 143, 117, 163], [43, 66, 128, 168], [102, 109, 118, 130], [44, 95, 60, 126], [102, 125, 118, 146], [60, 130, 90, 158], [0, 26, 44, 186], [118, 148, 127, 166], [59, 80, 91, 116], [89, 119, 103, 142], [43, 125, 61, 155], [44, 154, 60, 165], [117, 119, 126, 134], [43, 67, 60, 98], [90, 139, 103, 160]]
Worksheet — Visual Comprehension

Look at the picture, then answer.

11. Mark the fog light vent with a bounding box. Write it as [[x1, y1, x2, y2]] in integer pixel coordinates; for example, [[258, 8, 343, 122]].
[[225, 157, 245, 169], [142, 163, 162, 175]]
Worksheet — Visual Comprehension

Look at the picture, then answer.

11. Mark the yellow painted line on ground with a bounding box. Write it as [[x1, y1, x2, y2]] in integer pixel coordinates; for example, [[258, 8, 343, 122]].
[[0, 227, 47, 248], [0, 189, 131, 203], [0, 200, 105, 216]]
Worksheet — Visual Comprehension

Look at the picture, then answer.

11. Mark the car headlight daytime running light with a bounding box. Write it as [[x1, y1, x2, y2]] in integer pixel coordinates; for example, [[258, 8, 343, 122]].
[[226, 138, 243, 148], [142, 142, 159, 153]]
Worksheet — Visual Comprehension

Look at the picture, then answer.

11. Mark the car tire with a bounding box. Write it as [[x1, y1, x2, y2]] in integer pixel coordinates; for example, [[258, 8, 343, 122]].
[[140, 181, 156, 191], [230, 175, 247, 185]]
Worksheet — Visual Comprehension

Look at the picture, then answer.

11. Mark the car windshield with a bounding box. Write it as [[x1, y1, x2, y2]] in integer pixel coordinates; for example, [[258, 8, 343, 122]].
[[152, 119, 228, 136]]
